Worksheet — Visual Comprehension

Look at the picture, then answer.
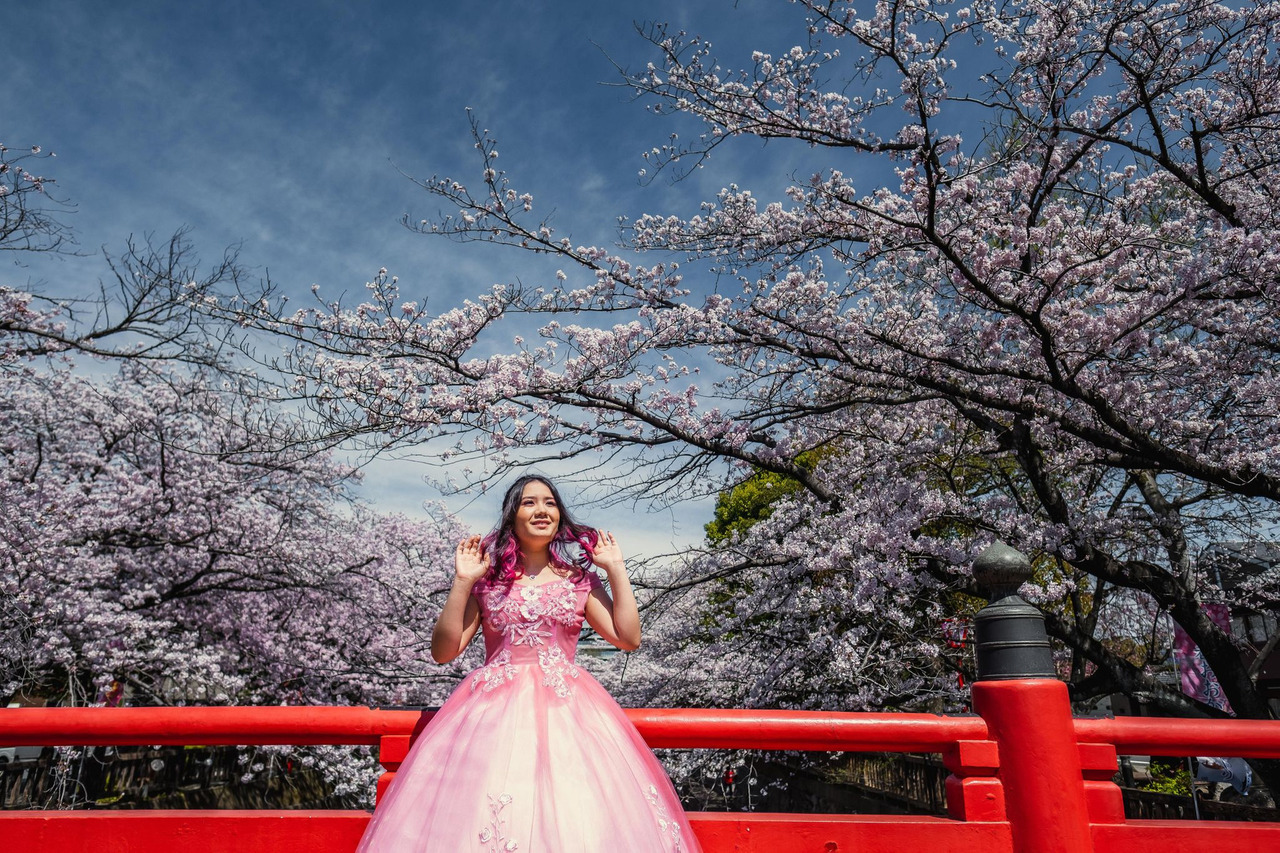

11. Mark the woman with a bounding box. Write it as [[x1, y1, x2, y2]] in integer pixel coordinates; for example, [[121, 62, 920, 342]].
[[357, 475, 701, 852]]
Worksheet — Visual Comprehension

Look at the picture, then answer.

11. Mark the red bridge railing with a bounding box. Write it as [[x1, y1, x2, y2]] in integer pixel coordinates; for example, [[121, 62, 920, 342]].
[[1, 692, 1278, 853], [4, 546, 1278, 851]]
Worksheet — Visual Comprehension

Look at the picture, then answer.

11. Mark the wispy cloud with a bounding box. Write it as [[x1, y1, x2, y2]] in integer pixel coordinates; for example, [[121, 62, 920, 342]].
[[7, 0, 815, 542]]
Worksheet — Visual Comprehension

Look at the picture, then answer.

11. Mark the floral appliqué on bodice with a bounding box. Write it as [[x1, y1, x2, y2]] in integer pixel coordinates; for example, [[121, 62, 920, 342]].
[[470, 574, 595, 699]]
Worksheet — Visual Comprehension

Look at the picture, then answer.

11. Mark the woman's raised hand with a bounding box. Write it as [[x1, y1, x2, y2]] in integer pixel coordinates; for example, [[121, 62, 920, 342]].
[[454, 535, 489, 582], [592, 530, 626, 575]]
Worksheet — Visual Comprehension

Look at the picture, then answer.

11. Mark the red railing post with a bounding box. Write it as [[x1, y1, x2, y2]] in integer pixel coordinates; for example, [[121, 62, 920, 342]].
[[370, 708, 435, 804], [973, 680, 1093, 851], [971, 543, 1094, 853], [941, 739, 1005, 821], [375, 734, 410, 804], [1076, 741, 1125, 824]]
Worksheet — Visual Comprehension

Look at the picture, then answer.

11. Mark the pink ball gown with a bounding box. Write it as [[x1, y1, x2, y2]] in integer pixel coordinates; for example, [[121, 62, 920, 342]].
[[356, 570, 701, 852]]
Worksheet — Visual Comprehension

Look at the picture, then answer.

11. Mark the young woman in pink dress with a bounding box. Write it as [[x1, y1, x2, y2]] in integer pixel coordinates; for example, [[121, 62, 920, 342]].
[[356, 475, 701, 852]]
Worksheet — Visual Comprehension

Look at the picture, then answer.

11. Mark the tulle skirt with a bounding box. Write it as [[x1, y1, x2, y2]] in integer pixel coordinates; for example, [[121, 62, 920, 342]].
[[357, 664, 700, 852]]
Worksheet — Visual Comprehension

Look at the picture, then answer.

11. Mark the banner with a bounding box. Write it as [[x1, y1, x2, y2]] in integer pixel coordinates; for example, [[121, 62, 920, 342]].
[[1171, 603, 1233, 714], [1172, 604, 1251, 794]]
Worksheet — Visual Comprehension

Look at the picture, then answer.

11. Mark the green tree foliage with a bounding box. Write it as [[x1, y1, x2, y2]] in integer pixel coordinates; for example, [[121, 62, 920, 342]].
[[705, 469, 804, 545]]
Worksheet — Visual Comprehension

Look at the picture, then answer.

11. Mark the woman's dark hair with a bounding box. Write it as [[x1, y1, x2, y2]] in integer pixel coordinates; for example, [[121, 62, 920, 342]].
[[481, 475, 598, 583]]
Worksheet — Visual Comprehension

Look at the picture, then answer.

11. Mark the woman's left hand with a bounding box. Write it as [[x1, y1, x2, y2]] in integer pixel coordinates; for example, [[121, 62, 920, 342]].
[[584, 529, 642, 651], [592, 530, 626, 575]]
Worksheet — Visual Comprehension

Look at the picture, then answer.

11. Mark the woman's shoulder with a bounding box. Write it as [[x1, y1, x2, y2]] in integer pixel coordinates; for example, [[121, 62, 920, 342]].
[[575, 568, 604, 591], [471, 574, 505, 597]]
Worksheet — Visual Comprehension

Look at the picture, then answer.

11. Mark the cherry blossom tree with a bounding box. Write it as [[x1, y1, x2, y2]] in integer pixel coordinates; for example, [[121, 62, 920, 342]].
[[214, 0, 1280, 784], [1, 141, 267, 379], [0, 142, 73, 258], [0, 362, 469, 711], [1, 228, 259, 377], [0, 362, 470, 806], [1, 145, 476, 802], [1, 141, 467, 711]]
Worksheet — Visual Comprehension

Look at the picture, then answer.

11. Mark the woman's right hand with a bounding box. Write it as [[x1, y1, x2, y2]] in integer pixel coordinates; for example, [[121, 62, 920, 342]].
[[454, 535, 489, 582], [434, 536, 487, 663]]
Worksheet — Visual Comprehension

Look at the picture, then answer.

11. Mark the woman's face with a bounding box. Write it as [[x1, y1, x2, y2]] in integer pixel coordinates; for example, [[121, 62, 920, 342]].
[[513, 480, 561, 549]]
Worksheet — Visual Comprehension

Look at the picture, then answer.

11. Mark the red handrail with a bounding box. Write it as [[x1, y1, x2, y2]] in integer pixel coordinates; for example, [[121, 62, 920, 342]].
[[3, 699, 1280, 853], [9, 705, 1279, 758], [0, 705, 415, 746], [628, 708, 989, 751], [1074, 716, 1280, 758], [0, 705, 989, 752]]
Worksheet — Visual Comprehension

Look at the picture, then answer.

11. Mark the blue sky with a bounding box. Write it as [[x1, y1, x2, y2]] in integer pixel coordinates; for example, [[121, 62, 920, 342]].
[[5, 0, 827, 548]]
